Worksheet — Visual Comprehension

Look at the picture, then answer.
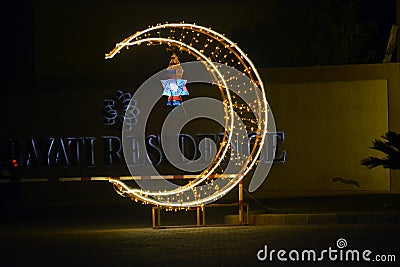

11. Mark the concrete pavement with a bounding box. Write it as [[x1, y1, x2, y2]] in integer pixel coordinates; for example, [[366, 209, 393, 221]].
[[0, 224, 399, 267]]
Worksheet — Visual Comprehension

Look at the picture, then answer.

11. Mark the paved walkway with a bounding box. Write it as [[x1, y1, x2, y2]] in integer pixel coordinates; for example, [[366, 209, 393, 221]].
[[1, 224, 399, 267], [1, 183, 399, 266]]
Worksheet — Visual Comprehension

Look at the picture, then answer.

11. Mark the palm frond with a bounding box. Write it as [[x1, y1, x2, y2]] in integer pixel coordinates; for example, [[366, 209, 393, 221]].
[[361, 131, 400, 170], [382, 131, 400, 150]]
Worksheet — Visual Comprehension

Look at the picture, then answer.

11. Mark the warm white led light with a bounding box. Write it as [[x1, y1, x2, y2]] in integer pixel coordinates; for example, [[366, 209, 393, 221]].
[[105, 22, 269, 208]]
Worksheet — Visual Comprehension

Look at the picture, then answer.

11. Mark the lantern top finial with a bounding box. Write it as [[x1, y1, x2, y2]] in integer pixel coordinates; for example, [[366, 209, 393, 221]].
[[167, 53, 184, 79]]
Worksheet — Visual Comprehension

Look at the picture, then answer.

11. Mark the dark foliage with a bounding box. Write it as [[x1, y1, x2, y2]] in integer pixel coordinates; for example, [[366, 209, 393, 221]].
[[233, 0, 396, 67], [361, 131, 400, 170]]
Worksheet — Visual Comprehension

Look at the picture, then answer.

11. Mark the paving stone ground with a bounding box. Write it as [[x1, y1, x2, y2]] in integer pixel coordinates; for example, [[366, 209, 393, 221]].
[[0, 224, 399, 267], [1, 183, 399, 266]]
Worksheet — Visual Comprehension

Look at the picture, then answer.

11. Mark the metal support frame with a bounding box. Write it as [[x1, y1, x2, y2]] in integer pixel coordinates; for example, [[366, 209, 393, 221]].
[[151, 202, 249, 229], [151, 180, 248, 228]]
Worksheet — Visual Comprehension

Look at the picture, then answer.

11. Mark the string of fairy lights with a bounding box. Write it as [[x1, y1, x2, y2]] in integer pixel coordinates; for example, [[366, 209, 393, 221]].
[[105, 22, 269, 208]]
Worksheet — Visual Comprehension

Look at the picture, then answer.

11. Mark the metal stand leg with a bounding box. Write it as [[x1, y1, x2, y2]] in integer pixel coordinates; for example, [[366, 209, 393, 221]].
[[239, 181, 243, 225], [157, 207, 161, 227], [196, 206, 206, 226], [196, 206, 201, 226], [202, 206, 205, 226], [152, 207, 156, 228], [152, 206, 161, 228]]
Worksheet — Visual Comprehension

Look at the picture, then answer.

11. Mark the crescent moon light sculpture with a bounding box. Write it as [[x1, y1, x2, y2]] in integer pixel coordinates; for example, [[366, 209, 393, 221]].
[[105, 22, 271, 209]]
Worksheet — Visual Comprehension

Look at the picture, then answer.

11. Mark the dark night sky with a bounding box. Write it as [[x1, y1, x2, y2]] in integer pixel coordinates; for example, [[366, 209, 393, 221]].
[[3, 0, 397, 95]]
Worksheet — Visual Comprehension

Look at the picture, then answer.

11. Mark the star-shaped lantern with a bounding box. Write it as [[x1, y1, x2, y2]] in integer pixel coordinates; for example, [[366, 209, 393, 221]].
[[161, 53, 189, 106]]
